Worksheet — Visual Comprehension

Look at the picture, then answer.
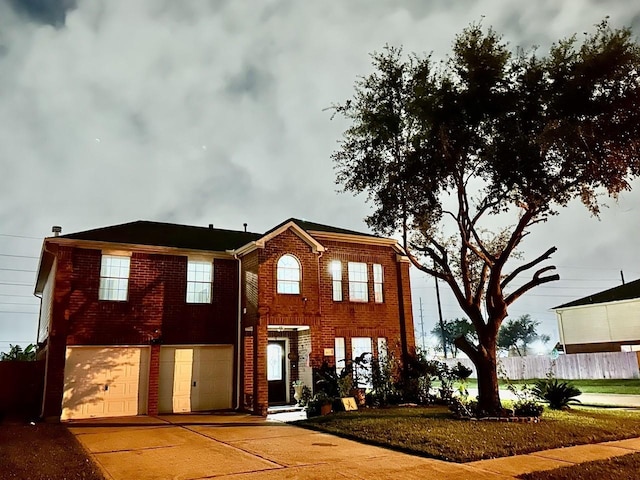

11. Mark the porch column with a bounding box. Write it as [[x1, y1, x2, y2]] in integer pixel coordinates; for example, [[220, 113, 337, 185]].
[[147, 345, 161, 416], [252, 320, 269, 416]]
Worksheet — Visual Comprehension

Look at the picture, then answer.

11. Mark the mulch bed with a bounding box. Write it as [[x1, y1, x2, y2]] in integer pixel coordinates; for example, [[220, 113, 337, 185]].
[[0, 414, 104, 480]]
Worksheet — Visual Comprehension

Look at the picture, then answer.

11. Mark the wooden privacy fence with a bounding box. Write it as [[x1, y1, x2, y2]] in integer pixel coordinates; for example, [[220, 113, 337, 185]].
[[442, 351, 640, 380], [0, 360, 44, 418]]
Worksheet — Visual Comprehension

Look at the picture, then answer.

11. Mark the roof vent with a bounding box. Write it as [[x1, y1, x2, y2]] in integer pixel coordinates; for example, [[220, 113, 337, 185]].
[[243, 223, 247, 232], [52, 226, 62, 237], [208, 224, 214, 229]]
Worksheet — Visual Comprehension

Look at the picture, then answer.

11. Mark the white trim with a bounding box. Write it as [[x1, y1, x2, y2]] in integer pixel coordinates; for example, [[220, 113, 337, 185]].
[[44, 237, 235, 259], [309, 230, 404, 253], [554, 296, 640, 313], [232, 221, 326, 257]]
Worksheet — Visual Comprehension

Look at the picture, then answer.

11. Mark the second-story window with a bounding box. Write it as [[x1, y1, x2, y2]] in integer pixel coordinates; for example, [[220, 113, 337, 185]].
[[99, 255, 130, 301], [373, 264, 384, 303], [330, 260, 342, 301], [348, 261, 368, 302], [277, 254, 300, 294], [187, 260, 213, 303]]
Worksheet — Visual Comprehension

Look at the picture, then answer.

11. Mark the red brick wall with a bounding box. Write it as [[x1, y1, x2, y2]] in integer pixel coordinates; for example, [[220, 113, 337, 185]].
[[61, 249, 238, 346], [254, 232, 415, 365], [241, 229, 415, 410], [42, 245, 240, 419]]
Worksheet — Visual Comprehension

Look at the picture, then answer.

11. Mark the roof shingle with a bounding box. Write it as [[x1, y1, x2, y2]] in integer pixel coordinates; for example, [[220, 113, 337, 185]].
[[553, 278, 640, 309]]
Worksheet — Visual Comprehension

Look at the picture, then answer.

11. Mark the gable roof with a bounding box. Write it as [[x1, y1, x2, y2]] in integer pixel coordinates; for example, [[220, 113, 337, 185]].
[[553, 278, 640, 309], [265, 218, 378, 238], [59, 220, 262, 252]]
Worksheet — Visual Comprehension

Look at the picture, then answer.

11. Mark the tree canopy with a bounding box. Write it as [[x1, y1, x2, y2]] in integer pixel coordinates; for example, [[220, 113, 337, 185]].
[[497, 314, 550, 356], [332, 20, 640, 414], [430, 318, 477, 358], [0, 344, 36, 361]]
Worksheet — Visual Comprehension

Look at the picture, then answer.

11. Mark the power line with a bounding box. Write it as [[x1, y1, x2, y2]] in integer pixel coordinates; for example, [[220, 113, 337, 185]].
[[0, 233, 42, 240]]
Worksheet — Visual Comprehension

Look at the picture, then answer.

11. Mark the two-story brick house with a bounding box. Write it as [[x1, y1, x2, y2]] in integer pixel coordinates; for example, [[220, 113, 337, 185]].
[[34, 219, 414, 420]]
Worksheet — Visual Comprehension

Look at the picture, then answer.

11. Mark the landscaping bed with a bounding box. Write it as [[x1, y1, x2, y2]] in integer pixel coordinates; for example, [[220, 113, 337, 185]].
[[0, 416, 104, 480], [297, 405, 640, 462]]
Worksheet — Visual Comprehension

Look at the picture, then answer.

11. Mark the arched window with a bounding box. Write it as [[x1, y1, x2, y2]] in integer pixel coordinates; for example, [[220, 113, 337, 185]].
[[277, 254, 301, 294]]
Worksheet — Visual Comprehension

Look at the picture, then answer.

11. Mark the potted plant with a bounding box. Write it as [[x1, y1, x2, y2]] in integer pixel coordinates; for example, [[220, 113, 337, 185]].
[[306, 391, 332, 417], [292, 380, 305, 405]]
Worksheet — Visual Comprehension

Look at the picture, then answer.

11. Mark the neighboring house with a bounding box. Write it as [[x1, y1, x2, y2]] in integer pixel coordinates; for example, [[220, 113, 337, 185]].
[[34, 219, 414, 421], [554, 279, 640, 354]]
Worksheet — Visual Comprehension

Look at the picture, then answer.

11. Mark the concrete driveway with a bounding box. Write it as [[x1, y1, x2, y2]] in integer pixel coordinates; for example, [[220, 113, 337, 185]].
[[68, 413, 512, 480]]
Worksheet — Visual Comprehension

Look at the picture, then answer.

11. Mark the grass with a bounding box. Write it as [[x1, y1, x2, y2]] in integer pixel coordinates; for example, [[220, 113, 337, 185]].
[[297, 405, 640, 462], [463, 378, 640, 395], [519, 452, 640, 480], [0, 418, 104, 479]]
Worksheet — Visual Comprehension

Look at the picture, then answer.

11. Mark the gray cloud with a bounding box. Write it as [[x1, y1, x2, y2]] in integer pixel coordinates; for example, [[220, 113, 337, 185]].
[[1, 0, 639, 351], [6, 0, 76, 27]]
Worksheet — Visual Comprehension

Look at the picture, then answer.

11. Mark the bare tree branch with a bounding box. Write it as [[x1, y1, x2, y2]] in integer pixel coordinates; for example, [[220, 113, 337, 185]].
[[505, 266, 560, 305], [501, 246, 558, 289]]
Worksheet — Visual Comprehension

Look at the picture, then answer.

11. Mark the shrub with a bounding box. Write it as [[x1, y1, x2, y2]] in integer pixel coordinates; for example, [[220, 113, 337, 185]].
[[306, 391, 332, 417], [451, 362, 472, 381], [513, 399, 544, 417], [533, 378, 582, 410], [299, 386, 312, 406]]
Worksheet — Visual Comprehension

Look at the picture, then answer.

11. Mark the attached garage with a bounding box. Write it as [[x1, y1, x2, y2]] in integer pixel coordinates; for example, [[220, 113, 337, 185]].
[[159, 345, 233, 413], [61, 347, 150, 421]]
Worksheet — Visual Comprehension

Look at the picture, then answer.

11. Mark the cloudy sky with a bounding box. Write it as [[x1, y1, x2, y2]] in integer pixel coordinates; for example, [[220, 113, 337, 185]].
[[1, 0, 639, 355]]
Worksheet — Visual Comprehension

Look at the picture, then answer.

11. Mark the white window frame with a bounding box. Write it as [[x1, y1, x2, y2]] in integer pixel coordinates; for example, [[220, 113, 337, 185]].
[[335, 337, 346, 375], [351, 337, 373, 388], [186, 259, 213, 304], [99, 255, 130, 301], [348, 262, 368, 302], [330, 260, 342, 301], [373, 263, 384, 303], [277, 254, 301, 294]]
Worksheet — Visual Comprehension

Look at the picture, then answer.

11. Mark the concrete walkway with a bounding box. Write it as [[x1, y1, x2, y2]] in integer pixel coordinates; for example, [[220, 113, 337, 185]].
[[68, 413, 640, 480]]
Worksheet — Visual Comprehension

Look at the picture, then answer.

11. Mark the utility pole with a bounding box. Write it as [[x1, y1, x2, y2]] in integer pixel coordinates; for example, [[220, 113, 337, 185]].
[[419, 297, 426, 351], [621, 270, 626, 285], [435, 276, 447, 358]]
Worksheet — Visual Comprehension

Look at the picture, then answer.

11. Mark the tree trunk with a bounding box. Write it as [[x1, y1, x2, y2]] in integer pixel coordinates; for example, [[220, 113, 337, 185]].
[[455, 334, 503, 416], [475, 349, 502, 416]]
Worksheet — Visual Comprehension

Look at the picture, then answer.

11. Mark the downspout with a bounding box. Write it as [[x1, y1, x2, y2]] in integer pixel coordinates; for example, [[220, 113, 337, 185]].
[[316, 250, 323, 316], [234, 253, 242, 411]]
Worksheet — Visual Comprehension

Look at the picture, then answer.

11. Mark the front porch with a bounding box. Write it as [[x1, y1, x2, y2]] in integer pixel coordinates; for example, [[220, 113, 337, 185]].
[[241, 324, 316, 415]]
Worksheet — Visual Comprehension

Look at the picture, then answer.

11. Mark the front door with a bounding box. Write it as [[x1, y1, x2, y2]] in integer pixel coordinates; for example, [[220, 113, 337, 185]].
[[267, 341, 287, 404]]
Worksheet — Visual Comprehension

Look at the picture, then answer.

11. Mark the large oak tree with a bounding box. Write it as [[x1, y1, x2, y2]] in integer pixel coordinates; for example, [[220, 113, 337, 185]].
[[332, 21, 640, 415]]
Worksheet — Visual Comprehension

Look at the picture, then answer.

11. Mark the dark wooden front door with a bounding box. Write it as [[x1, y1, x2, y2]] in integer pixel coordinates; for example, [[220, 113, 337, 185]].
[[267, 341, 287, 404]]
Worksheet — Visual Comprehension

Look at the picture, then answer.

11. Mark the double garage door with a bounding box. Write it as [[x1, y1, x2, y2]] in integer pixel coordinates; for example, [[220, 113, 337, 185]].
[[61, 346, 233, 420]]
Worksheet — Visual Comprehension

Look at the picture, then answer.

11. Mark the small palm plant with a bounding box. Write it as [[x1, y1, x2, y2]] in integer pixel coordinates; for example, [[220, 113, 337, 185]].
[[533, 378, 582, 410]]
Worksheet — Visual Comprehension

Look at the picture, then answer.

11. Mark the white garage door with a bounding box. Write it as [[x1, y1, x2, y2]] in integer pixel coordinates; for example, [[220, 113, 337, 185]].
[[159, 345, 233, 413], [61, 347, 149, 421]]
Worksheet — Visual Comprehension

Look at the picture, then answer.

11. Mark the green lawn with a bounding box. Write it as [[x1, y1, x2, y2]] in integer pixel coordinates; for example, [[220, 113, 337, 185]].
[[463, 378, 640, 395], [519, 452, 640, 480], [297, 406, 640, 463]]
